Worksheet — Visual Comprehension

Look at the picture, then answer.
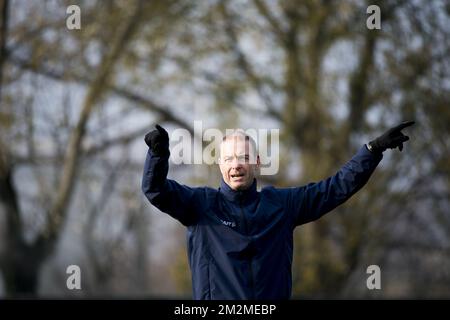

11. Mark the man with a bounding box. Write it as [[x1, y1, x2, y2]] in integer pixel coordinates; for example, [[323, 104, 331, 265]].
[[141, 121, 414, 300]]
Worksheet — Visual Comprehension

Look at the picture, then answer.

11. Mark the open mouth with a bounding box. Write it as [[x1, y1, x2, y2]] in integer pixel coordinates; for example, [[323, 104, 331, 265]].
[[230, 173, 245, 179]]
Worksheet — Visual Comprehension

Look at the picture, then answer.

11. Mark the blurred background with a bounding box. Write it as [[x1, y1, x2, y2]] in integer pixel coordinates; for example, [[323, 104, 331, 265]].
[[0, 0, 449, 298]]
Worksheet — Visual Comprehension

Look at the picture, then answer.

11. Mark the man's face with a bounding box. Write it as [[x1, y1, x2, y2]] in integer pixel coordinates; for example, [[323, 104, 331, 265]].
[[219, 137, 260, 191]]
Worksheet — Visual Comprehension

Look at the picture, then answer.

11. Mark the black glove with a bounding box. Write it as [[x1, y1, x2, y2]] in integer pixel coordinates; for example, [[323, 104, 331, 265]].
[[368, 121, 415, 153], [144, 124, 170, 156]]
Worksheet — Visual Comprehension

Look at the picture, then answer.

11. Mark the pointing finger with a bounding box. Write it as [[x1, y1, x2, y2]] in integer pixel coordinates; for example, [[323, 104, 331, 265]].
[[393, 121, 415, 132]]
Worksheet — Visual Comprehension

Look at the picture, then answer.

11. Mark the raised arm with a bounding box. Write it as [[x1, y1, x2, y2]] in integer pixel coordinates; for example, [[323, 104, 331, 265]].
[[141, 125, 198, 226]]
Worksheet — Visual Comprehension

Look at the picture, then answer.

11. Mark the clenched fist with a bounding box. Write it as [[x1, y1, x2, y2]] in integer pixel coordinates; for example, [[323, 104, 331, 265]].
[[144, 124, 170, 156]]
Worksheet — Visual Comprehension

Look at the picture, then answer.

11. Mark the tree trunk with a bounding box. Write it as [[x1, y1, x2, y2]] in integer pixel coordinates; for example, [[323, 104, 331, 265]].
[[2, 244, 44, 296]]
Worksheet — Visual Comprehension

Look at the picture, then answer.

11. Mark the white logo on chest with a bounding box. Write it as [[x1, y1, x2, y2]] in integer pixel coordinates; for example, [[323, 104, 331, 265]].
[[221, 219, 236, 228]]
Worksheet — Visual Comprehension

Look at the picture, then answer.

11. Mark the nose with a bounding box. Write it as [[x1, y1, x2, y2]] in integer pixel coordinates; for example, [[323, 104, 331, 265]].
[[230, 157, 243, 168]]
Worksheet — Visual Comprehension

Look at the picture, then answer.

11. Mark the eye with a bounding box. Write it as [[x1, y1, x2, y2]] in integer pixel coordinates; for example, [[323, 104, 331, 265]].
[[238, 155, 249, 162]]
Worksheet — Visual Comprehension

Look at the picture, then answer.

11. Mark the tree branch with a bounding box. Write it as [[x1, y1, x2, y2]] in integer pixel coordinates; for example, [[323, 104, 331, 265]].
[[9, 55, 196, 137], [252, 0, 285, 42], [41, 0, 145, 248], [219, 1, 282, 121]]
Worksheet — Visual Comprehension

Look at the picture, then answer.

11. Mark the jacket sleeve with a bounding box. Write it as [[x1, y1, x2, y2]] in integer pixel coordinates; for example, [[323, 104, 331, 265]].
[[141, 149, 199, 226], [286, 145, 383, 227]]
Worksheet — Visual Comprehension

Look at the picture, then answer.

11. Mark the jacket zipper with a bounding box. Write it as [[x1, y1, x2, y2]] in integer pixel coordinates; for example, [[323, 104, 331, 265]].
[[239, 194, 255, 299]]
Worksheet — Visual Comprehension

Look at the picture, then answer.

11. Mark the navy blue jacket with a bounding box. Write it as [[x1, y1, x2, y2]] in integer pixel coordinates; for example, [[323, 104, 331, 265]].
[[142, 145, 382, 300]]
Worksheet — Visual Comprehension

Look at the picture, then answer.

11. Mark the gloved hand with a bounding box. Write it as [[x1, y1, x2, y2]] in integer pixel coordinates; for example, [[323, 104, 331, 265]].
[[144, 124, 170, 156], [368, 121, 415, 153]]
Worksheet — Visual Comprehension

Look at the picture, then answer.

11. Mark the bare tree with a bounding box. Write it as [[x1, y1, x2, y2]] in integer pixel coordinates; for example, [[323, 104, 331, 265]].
[[0, 0, 145, 296]]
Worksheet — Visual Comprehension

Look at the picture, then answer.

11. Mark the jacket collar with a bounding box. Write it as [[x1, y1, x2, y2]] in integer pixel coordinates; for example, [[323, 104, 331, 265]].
[[219, 178, 258, 204]]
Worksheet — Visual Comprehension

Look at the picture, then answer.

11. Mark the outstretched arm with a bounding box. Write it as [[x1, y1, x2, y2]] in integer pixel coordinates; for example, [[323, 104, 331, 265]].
[[287, 121, 415, 226]]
